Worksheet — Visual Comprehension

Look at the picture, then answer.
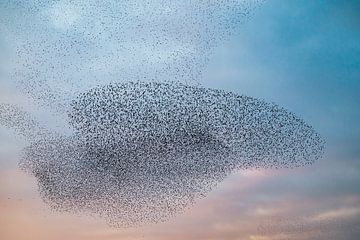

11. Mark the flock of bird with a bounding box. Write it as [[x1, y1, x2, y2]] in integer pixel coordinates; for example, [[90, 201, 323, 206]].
[[0, 0, 324, 227]]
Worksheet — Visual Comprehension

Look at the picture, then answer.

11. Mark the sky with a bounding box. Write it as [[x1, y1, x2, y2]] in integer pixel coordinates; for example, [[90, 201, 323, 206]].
[[1, 0, 360, 239]]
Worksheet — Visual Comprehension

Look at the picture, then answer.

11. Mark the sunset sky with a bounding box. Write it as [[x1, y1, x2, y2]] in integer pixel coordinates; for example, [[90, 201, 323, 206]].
[[1, 0, 360, 239]]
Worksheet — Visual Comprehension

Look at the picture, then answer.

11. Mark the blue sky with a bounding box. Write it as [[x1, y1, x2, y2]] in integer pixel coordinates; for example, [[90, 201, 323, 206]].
[[205, 0, 360, 154]]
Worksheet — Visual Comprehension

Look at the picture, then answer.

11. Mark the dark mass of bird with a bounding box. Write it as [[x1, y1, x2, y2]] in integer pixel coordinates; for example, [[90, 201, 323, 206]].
[[2, 82, 324, 227], [0, 0, 324, 227]]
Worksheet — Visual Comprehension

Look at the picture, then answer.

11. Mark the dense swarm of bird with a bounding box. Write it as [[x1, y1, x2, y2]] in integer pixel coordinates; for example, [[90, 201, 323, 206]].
[[0, 0, 324, 227], [2, 82, 324, 227]]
